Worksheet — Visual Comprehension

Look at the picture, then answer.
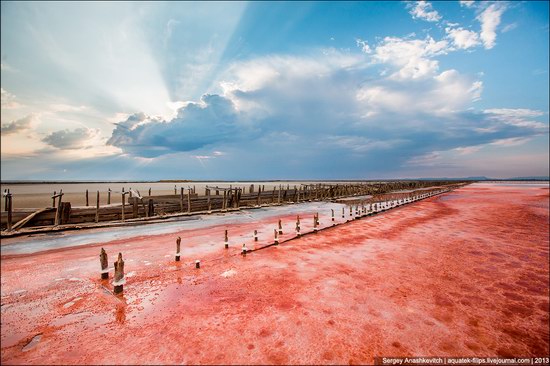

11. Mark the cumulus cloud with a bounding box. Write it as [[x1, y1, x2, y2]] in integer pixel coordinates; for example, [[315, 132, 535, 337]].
[[1, 114, 35, 134], [100, 3, 544, 177], [446, 27, 480, 49], [107, 94, 245, 157], [104, 45, 545, 178], [408, 1, 442, 22], [42, 127, 101, 149], [370, 36, 449, 80], [477, 2, 507, 49]]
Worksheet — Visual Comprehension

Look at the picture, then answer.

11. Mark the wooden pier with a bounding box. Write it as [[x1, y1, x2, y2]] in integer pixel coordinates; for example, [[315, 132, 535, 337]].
[[0, 181, 467, 235]]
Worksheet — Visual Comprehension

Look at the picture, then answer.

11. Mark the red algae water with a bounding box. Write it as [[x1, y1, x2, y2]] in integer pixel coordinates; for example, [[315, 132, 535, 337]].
[[1, 183, 548, 364]]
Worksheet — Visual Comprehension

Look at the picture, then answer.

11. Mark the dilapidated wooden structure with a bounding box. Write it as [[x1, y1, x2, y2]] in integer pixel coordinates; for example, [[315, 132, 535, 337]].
[[1, 181, 467, 234]]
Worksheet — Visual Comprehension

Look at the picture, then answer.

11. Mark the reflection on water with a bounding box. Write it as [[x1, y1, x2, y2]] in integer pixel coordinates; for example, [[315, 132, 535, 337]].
[[115, 301, 126, 324]]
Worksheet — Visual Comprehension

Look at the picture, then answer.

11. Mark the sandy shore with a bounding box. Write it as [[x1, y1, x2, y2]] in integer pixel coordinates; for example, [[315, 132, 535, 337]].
[[1, 183, 548, 364]]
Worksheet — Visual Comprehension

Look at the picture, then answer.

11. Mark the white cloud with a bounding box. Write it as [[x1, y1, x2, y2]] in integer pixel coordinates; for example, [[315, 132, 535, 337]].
[[1, 114, 37, 135], [104, 46, 537, 179], [408, 1, 442, 22], [1, 88, 20, 109], [48, 103, 89, 113], [502, 23, 517, 33], [484, 108, 547, 129], [107, 94, 246, 157], [446, 27, 480, 49], [356, 38, 372, 54], [371, 36, 449, 80], [42, 127, 102, 150], [459, 1, 475, 8], [477, 2, 507, 49], [489, 137, 532, 147], [454, 145, 482, 155], [484, 108, 544, 118]]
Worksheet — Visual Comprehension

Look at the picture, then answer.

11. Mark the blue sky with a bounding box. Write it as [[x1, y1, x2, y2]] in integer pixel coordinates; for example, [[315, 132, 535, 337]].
[[1, 1, 548, 180]]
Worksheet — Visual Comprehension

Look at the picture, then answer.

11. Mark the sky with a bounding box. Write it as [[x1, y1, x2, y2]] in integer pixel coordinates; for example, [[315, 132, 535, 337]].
[[1, 1, 549, 180]]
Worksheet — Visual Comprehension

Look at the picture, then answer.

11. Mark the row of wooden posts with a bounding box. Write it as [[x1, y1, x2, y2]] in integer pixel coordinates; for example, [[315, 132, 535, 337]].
[[99, 187, 451, 295], [1, 181, 466, 231]]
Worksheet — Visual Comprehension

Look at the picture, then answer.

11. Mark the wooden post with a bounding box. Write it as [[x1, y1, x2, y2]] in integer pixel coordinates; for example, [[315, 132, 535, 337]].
[[195, 260, 200, 269], [100, 248, 109, 279], [271, 188, 275, 203], [313, 214, 318, 232], [121, 191, 129, 222], [113, 253, 125, 294], [86, 189, 89, 206], [180, 187, 184, 212], [222, 190, 227, 211], [278, 219, 283, 235], [132, 197, 138, 218], [316, 185, 320, 200], [331, 209, 335, 222], [242, 243, 247, 255], [148, 188, 151, 196], [52, 191, 56, 208], [187, 189, 191, 213], [95, 191, 100, 223], [295, 221, 300, 236], [174, 185, 177, 195], [175, 237, 181, 261], [6, 193, 13, 231], [56, 192, 63, 225], [52, 190, 64, 226], [274, 229, 279, 244], [254, 229, 258, 241], [148, 199, 154, 217], [224, 229, 229, 248], [107, 188, 111, 205], [256, 189, 261, 206], [207, 188, 211, 212], [121, 193, 125, 222]]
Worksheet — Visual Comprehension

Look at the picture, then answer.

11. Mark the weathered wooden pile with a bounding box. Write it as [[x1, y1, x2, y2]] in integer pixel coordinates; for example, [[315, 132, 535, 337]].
[[1, 181, 466, 232], [98, 185, 458, 296]]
